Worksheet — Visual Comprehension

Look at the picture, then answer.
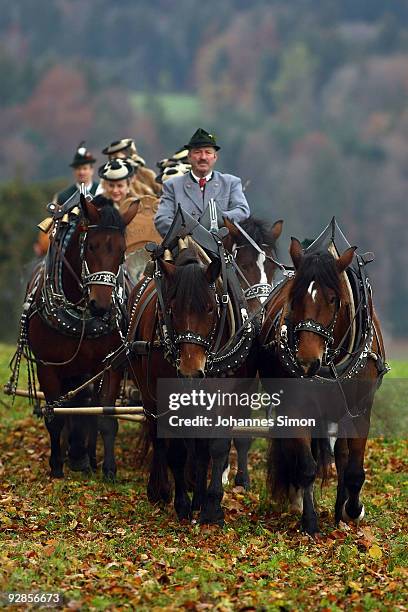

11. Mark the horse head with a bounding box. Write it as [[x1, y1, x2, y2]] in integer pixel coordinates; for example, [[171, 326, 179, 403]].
[[158, 244, 220, 378], [224, 217, 283, 306], [288, 238, 356, 377], [81, 196, 138, 316]]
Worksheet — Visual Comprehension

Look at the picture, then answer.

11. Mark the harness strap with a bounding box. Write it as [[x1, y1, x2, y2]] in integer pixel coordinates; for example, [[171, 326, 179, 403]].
[[233, 221, 292, 272]]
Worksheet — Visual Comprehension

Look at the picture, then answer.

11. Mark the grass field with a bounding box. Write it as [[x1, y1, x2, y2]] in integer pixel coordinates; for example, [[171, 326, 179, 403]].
[[0, 343, 407, 610], [130, 93, 202, 126]]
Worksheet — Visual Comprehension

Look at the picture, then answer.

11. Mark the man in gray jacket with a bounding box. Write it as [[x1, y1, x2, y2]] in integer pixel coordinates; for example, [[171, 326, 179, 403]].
[[154, 128, 250, 237]]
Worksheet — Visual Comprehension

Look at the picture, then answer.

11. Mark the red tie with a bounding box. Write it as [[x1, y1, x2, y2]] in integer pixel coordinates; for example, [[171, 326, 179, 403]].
[[199, 177, 206, 190]]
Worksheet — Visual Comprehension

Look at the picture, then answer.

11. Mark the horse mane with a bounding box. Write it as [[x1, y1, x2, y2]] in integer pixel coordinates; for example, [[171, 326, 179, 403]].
[[290, 251, 342, 303], [165, 246, 212, 315], [240, 216, 278, 256]]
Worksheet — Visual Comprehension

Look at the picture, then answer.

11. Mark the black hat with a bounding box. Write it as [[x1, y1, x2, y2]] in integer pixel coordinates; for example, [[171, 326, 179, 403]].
[[98, 159, 134, 181], [102, 138, 133, 155], [184, 128, 220, 151], [70, 141, 96, 167]]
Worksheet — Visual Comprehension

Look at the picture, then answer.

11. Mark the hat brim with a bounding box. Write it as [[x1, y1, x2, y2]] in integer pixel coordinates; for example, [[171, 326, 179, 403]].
[[70, 158, 96, 167], [102, 141, 132, 155], [185, 143, 220, 151]]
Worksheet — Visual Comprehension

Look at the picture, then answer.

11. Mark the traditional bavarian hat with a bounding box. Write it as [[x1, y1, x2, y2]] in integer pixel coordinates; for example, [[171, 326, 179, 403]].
[[184, 128, 220, 150], [70, 141, 96, 167], [157, 163, 191, 184], [102, 138, 146, 167], [98, 159, 134, 181], [102, 138, 133, 156]]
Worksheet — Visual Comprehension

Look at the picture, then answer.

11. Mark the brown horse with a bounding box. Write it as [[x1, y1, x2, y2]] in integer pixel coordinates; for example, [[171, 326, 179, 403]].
[[104, 237, 258, 524], [25, 195, 137, 479], [259, 229, 387, 535]]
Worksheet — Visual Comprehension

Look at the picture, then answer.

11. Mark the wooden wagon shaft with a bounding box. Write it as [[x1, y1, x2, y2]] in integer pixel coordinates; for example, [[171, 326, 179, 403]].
[[109, 414, 145, 423], [3, 387, 45, 400], [44, 406, 144, 416], [4, 387, 138, 408]]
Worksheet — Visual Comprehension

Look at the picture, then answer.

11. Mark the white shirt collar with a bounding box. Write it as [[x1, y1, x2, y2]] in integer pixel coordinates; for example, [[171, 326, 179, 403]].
[[190, 170, 213, 183], [75, 181, 94, 190]]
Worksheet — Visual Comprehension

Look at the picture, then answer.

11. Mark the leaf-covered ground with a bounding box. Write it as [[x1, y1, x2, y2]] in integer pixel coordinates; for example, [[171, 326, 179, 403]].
[[0, 345, 407, 611]]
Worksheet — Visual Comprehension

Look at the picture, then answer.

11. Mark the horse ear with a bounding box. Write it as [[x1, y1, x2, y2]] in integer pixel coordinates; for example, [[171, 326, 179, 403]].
[[271, 219, 283, 241], [121, 199, 140, 226], [290, 237, 303, 269], [81, 195, 100, 224], [336, 246, 357, 273], [205, 258, 221, 284], [157, 258, 176, 278]]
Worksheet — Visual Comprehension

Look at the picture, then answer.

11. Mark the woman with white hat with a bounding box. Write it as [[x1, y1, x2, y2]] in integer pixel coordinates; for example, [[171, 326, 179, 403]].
[[98, 159, 161, 281]]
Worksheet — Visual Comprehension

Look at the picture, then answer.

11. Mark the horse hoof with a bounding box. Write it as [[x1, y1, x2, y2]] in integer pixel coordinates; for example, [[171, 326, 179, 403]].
[[103, 470, 116, 483], [175, 501, 192, 522], [301, 517, 319, 536], [50, 468, 64, 479], [147, 483, 172, 505], [342, 500, 365, 524], [69, 456, 91, 473], [234, 476, 250, 491], [199, 515, 225, 527], [199, 508, 225, 527]]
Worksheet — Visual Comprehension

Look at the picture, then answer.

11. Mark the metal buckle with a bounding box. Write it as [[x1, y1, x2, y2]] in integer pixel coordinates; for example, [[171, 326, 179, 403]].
[[221, 294, 229, 304]]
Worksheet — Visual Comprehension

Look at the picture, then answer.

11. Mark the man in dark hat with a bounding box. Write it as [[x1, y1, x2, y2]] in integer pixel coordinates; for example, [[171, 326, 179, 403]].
[[154, 128, 250, 237], [55, 142, 99, 205]]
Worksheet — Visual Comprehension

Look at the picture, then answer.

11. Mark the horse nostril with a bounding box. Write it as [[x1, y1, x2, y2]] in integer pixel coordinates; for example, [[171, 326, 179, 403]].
[[198, 369, 205, 379], [307, 359, 321, 377], [298, 358, 321, 377], [89, 299, 110, 317]]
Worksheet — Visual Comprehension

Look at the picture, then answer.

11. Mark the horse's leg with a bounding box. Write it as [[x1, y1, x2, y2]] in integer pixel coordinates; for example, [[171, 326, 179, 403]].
[[341, 437, 367, 524], [334, 437, 349, 524], [98, 417, 118, 481], [146, 420, 172, 504], [45, 415, 66, 478], [200, 438, 231, 526], [37, 366, 65, 478], [234, 437, 252, 490], [98, 370, 123, 481], [87, 416, 98, 472], [290, 438, 319, 535], [66, 381, 94, 475], [167, 439, 191, 521], [191, 439, 210, 512]]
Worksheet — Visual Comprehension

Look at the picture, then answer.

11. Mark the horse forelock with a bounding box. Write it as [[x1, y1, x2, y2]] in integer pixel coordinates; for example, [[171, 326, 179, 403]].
[[165, 248, 213, 315], [290, 251, 342, 304], [92, 204, 126, 235], [240, 216, 277, 256]]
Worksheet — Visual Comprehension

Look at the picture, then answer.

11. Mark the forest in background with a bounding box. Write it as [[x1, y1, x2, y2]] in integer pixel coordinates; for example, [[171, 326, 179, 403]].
[[1, 0, 408, 338]]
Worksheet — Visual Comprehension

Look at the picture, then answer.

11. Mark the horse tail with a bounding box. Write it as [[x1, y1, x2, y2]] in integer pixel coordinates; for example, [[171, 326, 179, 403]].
[[267, 437, 332, 501], [135, 418, 152, 469]]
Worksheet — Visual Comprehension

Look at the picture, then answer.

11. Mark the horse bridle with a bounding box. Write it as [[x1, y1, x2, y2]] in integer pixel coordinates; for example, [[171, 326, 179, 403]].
[[277, 294, 341, 375], [292, 297, 340, 367], [156, 271, 221, 371], [231, 221, 292, 302], [80, 224, 125, 292]]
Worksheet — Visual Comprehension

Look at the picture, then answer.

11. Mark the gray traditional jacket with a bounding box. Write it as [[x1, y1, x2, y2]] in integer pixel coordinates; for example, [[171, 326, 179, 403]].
[[154, 170, 250, 237]]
